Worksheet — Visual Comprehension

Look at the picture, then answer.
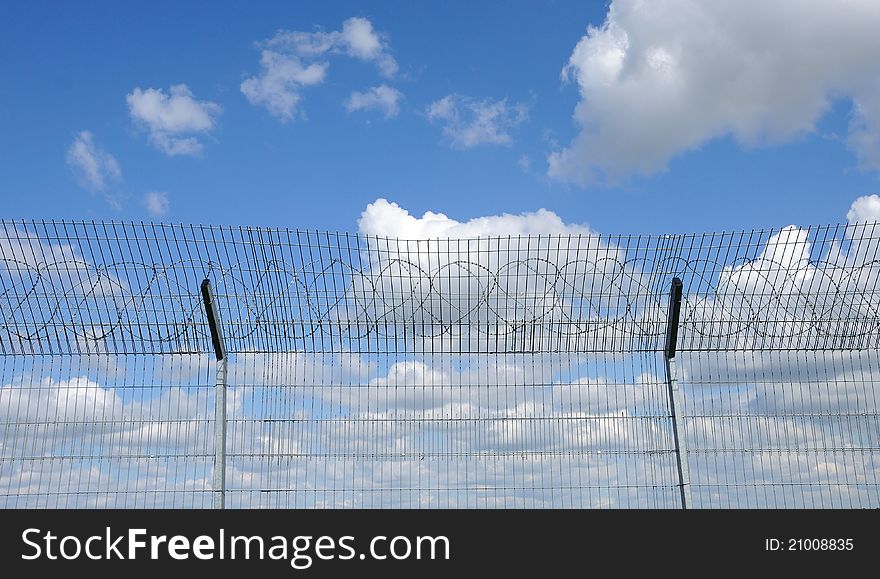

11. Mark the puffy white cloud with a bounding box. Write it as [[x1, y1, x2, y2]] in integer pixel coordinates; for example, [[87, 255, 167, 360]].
[[345, 84, 403, 118], [847, 194, 880, 223], [65, 131, 122, 203], [427, 94, 528, 149], [144, 191, 170, 218], [0, 376, 123, 424], [127, 84, 221, 156], [241, 17, 398, 122], [340, 17, 398, 77], [549, 0, 880, 184], [240, 51, 328, 122], [354, 199, 632, 356], [358, 198, 591, 238]]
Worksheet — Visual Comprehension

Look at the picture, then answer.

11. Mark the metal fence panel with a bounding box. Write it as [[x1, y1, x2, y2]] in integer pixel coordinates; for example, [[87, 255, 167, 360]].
[[1, 220, 878, 507]]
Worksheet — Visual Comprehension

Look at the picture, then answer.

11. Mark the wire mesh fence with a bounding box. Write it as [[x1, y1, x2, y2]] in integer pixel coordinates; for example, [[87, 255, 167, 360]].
[[0, 220, 878, 508]]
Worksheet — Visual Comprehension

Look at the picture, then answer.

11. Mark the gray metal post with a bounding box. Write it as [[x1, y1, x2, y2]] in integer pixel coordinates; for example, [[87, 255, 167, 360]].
[[201, 279, 228, 509], [664, 277, 692, 509], [213, 356, 227, 509]]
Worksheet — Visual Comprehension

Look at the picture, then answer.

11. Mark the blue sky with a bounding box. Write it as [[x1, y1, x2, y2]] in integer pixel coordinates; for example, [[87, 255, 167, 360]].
[[1, 0, 879, 234]]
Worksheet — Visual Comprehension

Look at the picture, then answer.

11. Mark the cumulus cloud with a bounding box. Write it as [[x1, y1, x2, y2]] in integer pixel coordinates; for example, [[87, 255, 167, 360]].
[[345, 84, 403, 118], [427, 94, 528, 149], [549, 0, 880, 184], [358, 198, 590, 238], [847, 193, 880, 223], [144, 191, 170, 218], [0, 376, 127, 438], [240, 51, 328, 122], [241, 17, 398, 122], [127, 84, 221, 156], [353, 199, 634, 357], [339, 17, 398, 77], [65, 131, 122, 207]]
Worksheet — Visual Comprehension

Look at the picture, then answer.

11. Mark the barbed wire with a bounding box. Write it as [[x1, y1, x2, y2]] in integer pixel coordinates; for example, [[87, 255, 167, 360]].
[[2, 221, 880, 353]]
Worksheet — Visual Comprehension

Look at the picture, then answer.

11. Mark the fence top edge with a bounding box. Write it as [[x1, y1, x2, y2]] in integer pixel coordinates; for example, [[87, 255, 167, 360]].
[[0, 219, 871, 243]]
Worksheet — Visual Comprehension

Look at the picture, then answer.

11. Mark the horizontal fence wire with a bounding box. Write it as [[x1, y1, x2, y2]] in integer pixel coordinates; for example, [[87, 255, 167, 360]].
[[0, 219, 878, 507]]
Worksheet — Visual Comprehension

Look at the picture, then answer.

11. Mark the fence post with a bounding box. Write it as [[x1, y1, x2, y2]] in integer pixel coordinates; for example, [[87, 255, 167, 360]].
[[201, 279, 228, 509], [664, 277, 692, 509]]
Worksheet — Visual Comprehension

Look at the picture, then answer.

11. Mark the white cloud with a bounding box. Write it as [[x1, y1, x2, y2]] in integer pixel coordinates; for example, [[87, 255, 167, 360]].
[[846, 194, 880, 223], [0, 225, 80, 273], [0, 376, 123, 424], [549, 0, 880, 184], [340, 17, 398, 77], [355, 200, 621, 356], [426, 94, 528, 149], [240, 51, 328, 122], [848, 82, 880, 170], [144, 191, 170, 218], [241, 17, 398, 122], [358, 198, 591, 238], [346, 84, 403, 118], [127, 84, 221, 156], [65, 131, 121, 193]]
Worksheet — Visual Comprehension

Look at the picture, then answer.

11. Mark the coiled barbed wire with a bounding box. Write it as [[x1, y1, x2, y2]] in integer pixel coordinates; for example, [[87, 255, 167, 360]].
[[2, 220, 880, 354]]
